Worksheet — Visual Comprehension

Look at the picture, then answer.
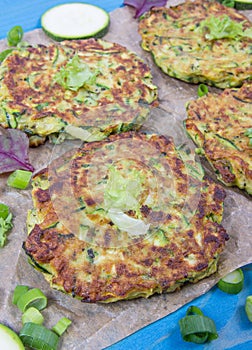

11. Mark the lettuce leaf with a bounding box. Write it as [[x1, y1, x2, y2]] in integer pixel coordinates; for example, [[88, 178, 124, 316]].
[[124, 0, 167, 18], [54, 54, 97, 91], [104, 166, 143, 212], [197, 15, 252, 40], [107, 209, 150, 236], [104, 166, 150, 235], [0, 127, 34, 174]]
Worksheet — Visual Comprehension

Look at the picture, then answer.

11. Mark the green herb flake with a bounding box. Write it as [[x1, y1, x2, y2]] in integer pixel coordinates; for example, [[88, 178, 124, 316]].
[[244, 128, 252, 146], [36, 102, 49, 111], [196, 15, 252, 40]]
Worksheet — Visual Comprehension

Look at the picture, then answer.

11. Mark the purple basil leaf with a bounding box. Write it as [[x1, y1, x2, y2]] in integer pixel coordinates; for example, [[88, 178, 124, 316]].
[[124, 0, 167, 18], [0, 127, 34, 174]]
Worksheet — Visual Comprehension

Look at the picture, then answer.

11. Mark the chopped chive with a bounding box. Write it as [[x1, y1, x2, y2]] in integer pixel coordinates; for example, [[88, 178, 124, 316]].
[[16, 288, 47, 312], [186, 305, 204, 316], [179, 306, 218, 344], [19, 322, 59, 350], [22, 307, 44, 325], [197, 84, 208, 97], [217, 268, 244, 294], [7, 169, 33, 189], [13, 285, 71, 349], [52, 317, 72, 336], [245, 296, 252, 322], [12, 285, 29, 306]]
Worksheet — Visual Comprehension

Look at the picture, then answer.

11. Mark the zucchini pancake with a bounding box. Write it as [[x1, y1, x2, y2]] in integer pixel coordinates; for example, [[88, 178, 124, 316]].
[[23, 131, 229, 303], [185, 82, 252, 195], [0, 39, 158, 146], [138, 0, 252, 88]]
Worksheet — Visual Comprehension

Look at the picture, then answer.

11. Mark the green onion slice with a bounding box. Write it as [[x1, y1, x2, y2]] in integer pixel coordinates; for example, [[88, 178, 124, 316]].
[[22, 307, 44, 325], [16, 288, 47, 312], [0, 203, 9, 220], [197, 84, 209, 97], [186, 305, 204, 316], [245, 295, 252, 322], [179, 306, 218, 344], [19, 322, 59, 350], [12, 285, 29, 305], [7, 25, 23, 46], [52, 317, 72, 336], [217, 268, 244, 294], [7, 170, 32, 189]]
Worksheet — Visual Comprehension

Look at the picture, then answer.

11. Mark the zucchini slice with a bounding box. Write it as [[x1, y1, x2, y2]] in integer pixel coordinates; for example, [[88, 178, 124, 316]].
[[0, 323, 25, 350], [235, 0, 252, 9], [41, 3, 110, 41]]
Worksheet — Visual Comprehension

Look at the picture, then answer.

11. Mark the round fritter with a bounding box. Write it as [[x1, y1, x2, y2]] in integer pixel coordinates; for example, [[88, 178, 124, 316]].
[[23, 131, 229, 303], [0, 39, 158, 146], [138, 0, 252, 88], [185, 82, 252, 194]]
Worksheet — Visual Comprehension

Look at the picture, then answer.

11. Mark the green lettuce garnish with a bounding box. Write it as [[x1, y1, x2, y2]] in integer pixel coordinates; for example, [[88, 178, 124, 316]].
[[0, 203, 13, 247], [197, 15, 252, 40], [107, 209, 150, 236], [54, 54, 97, 91], [104, 166, 150, 236], [104, 166, 144, 213]]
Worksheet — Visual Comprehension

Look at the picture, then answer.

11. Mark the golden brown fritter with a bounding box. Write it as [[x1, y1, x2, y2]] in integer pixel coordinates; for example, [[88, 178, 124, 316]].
[[138, 0, 252, 88], [0, 39, 158, 146], [185, 82, 252, 194], [23, 131, 229, 303]]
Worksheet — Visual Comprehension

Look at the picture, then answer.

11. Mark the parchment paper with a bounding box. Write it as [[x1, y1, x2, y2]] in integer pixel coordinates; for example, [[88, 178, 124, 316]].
[[0, 2, 251, 349]]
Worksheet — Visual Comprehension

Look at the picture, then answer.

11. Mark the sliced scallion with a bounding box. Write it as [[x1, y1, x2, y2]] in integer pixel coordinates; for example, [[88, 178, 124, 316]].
[[12, 285, 29, 306], [245, 295, 252, 322], [179, 306, 218, 344], [186, 305, 204, 316], [7, 170, 32, 189], [22, 307, 44, 325], [217, 268, 244, 294], [52, 317, 72, 336], [197, 84, 208, 97], [19, 322, 59, 350], [16, 288, 47, 312]]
